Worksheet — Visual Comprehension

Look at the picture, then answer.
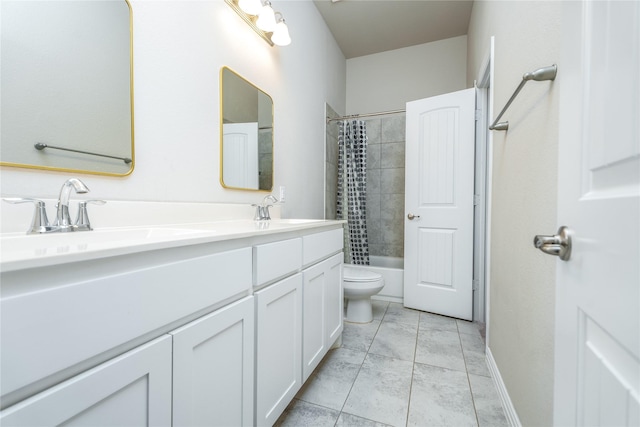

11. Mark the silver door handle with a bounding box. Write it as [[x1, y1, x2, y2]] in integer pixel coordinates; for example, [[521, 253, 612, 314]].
[[407, 213, 420, 220], [533, 226, 571, 261]]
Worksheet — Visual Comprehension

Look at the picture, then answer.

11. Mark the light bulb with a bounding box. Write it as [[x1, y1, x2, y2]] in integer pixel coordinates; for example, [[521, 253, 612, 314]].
[[238, 0, 262, 15], [256, 2, 276, 32], [271, 18, 291, 46]]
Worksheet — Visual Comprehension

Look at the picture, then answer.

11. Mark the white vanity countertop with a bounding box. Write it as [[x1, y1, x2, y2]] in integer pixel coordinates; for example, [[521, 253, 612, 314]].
[[0, 219, 345, 273]]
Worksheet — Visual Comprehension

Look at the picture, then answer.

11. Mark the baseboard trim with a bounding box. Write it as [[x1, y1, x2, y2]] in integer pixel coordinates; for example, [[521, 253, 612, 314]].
[[486, 347, 522, 427]]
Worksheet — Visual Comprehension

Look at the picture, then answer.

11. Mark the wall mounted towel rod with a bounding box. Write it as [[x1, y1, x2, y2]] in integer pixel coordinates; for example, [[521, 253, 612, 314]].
[[34, 143, 132, 164], [327, 108, 405, 124], [489, 64, 557, 131]]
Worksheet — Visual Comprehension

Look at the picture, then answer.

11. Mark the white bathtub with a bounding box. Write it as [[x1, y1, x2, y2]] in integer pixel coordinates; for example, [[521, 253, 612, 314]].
[[345, 255, 404, 303]]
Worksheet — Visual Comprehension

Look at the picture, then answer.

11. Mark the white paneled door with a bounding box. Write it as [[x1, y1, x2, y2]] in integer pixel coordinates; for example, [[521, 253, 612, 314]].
[[404, 88, 475, 320], [554, 1, 640, 425], [222, 122, 259, 189]]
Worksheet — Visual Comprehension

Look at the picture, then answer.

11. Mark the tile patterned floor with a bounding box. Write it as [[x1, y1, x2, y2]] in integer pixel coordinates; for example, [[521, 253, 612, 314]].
[[275, 301, 509, 427]]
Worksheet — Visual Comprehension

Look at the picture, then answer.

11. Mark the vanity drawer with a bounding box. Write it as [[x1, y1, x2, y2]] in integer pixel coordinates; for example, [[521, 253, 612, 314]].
[[0, 247, 252, 401], [253, 238, 302, 287], [302, 228, 344, 266]]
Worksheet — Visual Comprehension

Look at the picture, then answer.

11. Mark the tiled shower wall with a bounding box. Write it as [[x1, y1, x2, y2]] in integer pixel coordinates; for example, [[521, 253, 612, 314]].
[[325, 105, 340, 221], [325, 104, 405, 258], [364, 115, 405, 258]]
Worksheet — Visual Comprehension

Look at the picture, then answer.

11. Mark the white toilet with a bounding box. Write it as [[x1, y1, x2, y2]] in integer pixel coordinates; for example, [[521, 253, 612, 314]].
[[343, 267, 385, 323]]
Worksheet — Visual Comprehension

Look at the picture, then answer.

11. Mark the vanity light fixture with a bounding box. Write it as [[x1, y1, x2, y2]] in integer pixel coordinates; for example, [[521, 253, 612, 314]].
[[256, 1, 276, 32], [271, 14, 291, 46], [238, 0, 262, 15], [224, 0, 291, 47]]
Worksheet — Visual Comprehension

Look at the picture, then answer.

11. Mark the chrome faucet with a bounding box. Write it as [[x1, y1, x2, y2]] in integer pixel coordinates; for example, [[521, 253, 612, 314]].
[[252, 194, 278, 221], [3, 178, 104, 234], [55, 178, 90, 231]]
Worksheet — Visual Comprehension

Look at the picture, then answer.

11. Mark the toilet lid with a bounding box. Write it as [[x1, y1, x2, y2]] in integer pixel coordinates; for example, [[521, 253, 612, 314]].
[[343, 267, 382, 282]]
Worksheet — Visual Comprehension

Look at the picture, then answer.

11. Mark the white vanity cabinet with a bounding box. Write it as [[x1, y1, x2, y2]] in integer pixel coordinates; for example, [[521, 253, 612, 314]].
[[171, 296, 254, 427], [0, 335, 173, 426], [254, 228, 344, 425], [0, 219, 344, 427]]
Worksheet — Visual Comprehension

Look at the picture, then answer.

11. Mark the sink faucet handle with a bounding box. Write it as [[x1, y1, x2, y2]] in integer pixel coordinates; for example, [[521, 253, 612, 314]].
[[75, 199, 106, 231], [3, 197, 52, 234]]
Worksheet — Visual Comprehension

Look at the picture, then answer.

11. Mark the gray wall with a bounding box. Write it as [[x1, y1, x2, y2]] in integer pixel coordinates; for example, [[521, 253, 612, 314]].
[[467, 1, 561, 425], [346, 36, 468, 114]]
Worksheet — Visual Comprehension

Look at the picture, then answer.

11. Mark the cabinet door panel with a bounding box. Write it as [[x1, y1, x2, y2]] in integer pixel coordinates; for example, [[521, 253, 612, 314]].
[[302, 253, 344, 381], [171, 296, 254, 427], [302, 262, 327, 381], [0, 336, 172, 427], [255, 274, 302, 426], [325, 253, 344, 346]]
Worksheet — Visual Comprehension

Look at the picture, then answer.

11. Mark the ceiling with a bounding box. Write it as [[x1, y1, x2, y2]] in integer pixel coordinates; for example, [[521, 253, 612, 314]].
[[313, 0, 474, 59]]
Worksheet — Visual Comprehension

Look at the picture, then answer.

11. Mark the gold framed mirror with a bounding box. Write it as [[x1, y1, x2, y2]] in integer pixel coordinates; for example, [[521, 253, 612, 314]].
[[220, 67, 273, 191], [0, 0, 134, 176]]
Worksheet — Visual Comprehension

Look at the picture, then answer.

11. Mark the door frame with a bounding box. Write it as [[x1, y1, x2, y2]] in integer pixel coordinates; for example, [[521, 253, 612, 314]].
[[472, 37, 495, 332]]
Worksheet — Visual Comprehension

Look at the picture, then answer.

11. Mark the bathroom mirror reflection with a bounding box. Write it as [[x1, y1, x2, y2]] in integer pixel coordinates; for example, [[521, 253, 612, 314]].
[[0, 0, 134, 176], [220, 67, 273, 191]]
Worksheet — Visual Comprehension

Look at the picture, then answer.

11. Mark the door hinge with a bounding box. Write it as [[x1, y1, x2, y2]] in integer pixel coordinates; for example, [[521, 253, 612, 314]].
[[473, 195, 481, 206], [472, 279, 479, 291]]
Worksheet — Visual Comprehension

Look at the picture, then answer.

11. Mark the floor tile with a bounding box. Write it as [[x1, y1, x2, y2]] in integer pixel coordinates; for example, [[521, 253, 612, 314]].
[[278, 302, 507, 427], [468, 374, 510, 427], [342, 353, 413, 426], [457, 319, 483, 336], [419, 312, 458, 332], [415, 328, 466, 372], [368, 320, 417, 362], [275, 399, 340, 427], [371, 300, 389, 320], [382, 302, 420, 326], [408, 363, 477, 427], [336, 412, 394, 427], [342, 319, 381, 353], [296, 347, 366, 410], [459, 332, 490, 377]]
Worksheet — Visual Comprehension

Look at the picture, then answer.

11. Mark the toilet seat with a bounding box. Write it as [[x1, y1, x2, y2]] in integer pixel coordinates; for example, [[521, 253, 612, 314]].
[[342, 266, 385, 323], [343, 267, 382, 282]]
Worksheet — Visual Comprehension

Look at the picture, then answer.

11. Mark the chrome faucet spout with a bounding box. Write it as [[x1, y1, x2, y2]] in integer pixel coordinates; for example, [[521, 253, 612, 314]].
[[262, 194, 278, 205], [253, 195, 278, 221], [56, 178, 90, 229]]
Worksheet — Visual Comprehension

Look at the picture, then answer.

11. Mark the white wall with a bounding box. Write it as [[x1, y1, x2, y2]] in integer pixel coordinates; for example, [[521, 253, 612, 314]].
[[467, 1, 560, 425], [346, 35, 467, 114], [0, 0, 346, 220]]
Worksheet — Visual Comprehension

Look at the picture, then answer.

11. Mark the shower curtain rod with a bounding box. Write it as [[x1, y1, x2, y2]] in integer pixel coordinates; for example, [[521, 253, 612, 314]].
[[326, 108, 405, 124]]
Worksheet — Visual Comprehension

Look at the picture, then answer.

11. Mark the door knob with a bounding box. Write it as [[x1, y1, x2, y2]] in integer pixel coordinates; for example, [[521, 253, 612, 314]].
[[407, 213, 420, 220], [533, 226, 571, 261]]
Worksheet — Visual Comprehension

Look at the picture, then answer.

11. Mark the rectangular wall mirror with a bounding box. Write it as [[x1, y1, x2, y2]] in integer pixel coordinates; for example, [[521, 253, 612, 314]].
[[0, 0, 134, 176], [220, 67, 273, 191]]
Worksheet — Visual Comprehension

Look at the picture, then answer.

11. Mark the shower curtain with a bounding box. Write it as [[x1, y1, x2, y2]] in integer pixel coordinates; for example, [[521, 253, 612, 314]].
[[336, 120, 370, 265]]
